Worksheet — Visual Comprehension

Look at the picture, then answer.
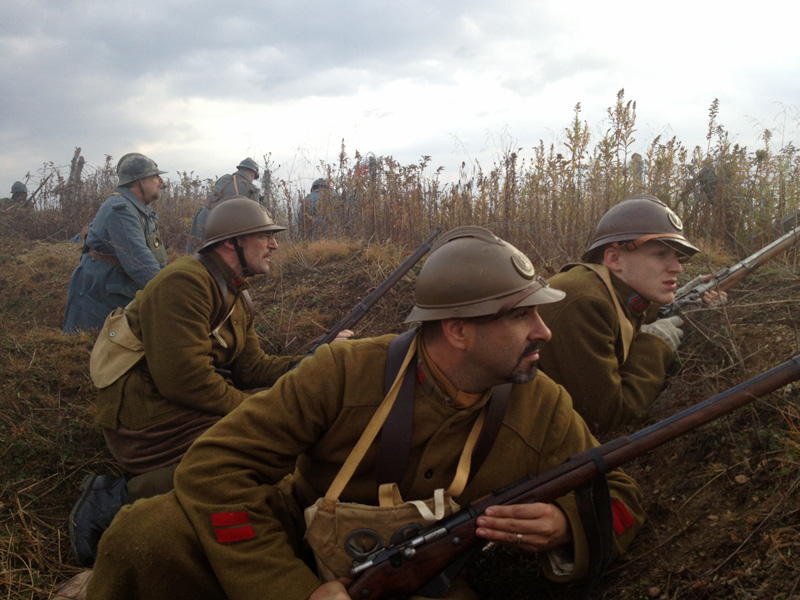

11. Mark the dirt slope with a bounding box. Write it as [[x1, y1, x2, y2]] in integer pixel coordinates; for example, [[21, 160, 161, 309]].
[[1, 236, 798, 600]]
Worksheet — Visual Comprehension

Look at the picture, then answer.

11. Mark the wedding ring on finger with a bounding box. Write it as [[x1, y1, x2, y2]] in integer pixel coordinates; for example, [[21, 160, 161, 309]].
[[516, 533, 523, 545]]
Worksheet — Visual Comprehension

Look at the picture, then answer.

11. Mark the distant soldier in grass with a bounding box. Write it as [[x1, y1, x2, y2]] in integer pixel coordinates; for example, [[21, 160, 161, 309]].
[[0, 180, 30, 209], [68, 197, 352, 568], [86, 226, 644, 600], [537, 194, 726, 436], [298, 177, 336, 237], [62, 153, 169, 334], [186, 157, 263, 253]]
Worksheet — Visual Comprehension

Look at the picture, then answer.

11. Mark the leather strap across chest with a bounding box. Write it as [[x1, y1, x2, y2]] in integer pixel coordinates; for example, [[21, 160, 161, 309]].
[[193, 252, 254, 330], [376, 328, 513, 489], [566, 263, 634, 363]]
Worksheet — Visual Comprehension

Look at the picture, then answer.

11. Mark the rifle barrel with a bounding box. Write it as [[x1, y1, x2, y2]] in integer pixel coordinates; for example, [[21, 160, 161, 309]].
[[663, 224, 800, 316], [300, 227, 442, 359]]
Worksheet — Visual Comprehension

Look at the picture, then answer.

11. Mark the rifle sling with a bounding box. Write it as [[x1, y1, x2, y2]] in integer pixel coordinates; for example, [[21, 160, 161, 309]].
[[416, 546, 478, 599], [574, 448, 614, 599], [376, 331, 513, 488], [192, 252, 254, 330]]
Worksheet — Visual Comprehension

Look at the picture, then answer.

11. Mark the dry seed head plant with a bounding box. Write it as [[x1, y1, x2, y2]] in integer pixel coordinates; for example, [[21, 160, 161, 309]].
[[2, 92, 800, 599]]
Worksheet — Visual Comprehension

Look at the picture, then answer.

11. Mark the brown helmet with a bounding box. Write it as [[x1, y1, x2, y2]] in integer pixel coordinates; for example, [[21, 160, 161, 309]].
[[404, 226, 565, 323], [582, 194, 699, 262], [201, 196, 286, 250]]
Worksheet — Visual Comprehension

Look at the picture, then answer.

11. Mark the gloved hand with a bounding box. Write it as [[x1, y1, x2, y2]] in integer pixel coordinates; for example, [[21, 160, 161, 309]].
[[640, 315, 684, 352]]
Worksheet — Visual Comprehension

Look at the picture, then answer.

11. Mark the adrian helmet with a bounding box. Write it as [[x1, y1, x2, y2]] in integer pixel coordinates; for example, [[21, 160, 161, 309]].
[[201, 196, 286, 250], [582, 194, 699, 262], [237, 157, 260, 180], [404, 226, 564, 323], [117, 153, 168, 186], [11, 181, 28, 194]]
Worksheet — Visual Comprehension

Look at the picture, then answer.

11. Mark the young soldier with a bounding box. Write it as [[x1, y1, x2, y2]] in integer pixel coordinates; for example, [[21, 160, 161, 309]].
[[86, 226, 644, 600], [69, 197, 349, 567], [537, 194, 724, 435]]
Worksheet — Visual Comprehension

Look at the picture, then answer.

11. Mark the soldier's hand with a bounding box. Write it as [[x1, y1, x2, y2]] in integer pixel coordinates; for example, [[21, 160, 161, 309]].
[[308, 578, 351, 600], [475, 502, 571, 552], [641, 315, 684, 352], [698, 274, 728, 307], [681, 274, 727, 307], [332, 330, 354, 343]]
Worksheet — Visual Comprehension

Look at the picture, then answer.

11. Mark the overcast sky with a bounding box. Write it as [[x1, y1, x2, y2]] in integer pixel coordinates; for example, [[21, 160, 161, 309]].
[[2, 0, 798, 195]]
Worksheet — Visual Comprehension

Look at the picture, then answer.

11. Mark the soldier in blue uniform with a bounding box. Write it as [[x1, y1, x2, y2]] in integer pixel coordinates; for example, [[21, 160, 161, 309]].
[[186, 157, 262, 252], [62, 153, 169, 333]]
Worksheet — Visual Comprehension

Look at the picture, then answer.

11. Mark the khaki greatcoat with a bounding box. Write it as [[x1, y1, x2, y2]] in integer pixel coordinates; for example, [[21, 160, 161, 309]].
[[94, 252, 295, 433], [88, 334, 645, 600], [537, 264, 674, 435]]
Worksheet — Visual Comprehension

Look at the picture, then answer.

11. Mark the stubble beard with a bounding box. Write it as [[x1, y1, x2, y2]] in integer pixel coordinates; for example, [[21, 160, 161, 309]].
[[509, 341, 541, 384]]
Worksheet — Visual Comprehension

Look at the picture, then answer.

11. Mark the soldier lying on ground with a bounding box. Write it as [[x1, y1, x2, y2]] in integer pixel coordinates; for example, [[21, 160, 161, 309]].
[[538, 194, 726, 436]]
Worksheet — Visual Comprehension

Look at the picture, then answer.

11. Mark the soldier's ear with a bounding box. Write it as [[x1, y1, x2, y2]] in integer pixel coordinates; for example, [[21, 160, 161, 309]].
[[440, 318, 473, 351], [603, 246, 623, 273]]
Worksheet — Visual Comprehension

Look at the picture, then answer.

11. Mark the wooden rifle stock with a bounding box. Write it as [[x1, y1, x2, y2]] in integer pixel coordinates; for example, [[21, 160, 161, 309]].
[[661, 224, 800, 317], [346, 355, 800, 600], [294, 228, 442, 366]]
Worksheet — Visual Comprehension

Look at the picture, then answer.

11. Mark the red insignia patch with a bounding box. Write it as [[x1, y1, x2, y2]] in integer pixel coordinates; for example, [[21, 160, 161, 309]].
[[211, 511, 255, 543], [215, 525, 255, 543], [611, 499, 635, 535], [211, 511, 249, 527]]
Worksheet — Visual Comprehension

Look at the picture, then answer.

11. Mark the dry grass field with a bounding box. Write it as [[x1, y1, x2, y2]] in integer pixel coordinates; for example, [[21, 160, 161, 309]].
[[1, 231, 799, 599]]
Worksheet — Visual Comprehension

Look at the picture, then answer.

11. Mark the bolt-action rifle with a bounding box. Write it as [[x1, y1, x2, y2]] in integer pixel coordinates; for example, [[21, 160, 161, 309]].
[[295, 227, 442, 365], [660, 224, 800, 317], [345, 355, 800, 600]]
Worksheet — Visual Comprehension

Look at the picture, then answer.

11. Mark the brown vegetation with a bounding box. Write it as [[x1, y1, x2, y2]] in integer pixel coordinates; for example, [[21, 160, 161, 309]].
[[2, 92, 800, 598]]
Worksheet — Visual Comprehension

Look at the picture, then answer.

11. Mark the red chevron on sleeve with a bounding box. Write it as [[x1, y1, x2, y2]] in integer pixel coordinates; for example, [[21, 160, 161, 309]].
[[215, 524, 256, 543], [211, 511, 250, 527], [211, 511, 256, 543], [611, 499, 635, 535]]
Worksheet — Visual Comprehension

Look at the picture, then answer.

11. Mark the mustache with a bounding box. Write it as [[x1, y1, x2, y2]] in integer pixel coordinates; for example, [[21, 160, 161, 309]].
[[521, 341, 541, 358]]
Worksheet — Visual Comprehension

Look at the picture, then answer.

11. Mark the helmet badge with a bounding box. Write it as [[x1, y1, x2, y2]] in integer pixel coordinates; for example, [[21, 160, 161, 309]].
[[511, 252, 536, 279], [667, 209, 683, 231]]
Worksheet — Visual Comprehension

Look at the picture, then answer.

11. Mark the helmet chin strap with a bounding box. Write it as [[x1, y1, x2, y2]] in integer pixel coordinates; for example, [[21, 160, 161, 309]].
[[232, 238, 252, 276]]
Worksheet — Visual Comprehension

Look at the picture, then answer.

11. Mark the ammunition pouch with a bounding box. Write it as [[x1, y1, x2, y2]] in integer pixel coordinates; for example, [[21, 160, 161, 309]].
[[89, 305, 144, 389]]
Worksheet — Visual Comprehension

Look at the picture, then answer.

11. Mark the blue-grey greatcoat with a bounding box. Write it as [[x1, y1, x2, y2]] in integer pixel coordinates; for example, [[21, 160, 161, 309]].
[[63, 187, 168, 333]]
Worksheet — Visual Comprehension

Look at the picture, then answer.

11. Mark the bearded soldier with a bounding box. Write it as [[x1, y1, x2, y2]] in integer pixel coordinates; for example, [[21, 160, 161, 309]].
[[63, 153, 169, 333], [86, 226, 644, 600], [537, 194, 725, 436]]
